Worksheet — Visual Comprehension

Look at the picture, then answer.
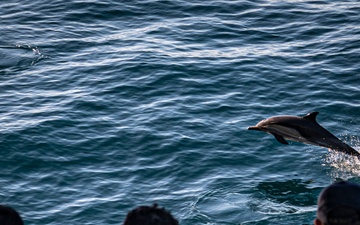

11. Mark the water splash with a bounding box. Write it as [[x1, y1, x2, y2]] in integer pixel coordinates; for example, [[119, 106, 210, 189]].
[[323, 149, 360, 179]]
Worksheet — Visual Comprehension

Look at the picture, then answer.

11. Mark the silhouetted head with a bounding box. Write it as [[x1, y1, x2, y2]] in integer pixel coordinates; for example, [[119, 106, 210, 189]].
[[315, 181, 360, 225], [0, 205, 24, 225], [123, 203, 178, 225]]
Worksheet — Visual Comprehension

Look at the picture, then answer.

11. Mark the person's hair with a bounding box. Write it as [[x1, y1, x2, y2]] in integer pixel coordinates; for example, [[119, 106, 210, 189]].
[[0, 205, 24, 225], [123, 203, 178, 225], [316, 181, 360, 225], [326, 207, 360, 225]]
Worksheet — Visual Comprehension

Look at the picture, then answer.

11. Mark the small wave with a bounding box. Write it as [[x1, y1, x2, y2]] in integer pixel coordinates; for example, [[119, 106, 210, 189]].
[[0, 44, 45, 71]]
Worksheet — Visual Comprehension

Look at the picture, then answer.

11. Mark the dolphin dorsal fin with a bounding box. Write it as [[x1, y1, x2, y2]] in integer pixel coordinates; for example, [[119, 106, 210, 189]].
[[303, 112, 319, 121]]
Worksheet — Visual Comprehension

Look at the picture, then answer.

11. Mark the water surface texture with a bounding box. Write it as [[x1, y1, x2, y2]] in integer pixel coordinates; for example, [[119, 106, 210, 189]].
[[1, 1, 360, 224]]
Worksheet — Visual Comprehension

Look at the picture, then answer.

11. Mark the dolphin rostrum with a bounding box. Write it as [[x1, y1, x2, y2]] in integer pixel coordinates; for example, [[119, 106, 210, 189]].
[[248, 112, 360, 157]]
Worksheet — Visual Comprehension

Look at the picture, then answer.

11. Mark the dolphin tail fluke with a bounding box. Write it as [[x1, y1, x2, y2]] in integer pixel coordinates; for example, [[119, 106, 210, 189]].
[[344, 145, 360, 158], [333, 143, 360, 158]]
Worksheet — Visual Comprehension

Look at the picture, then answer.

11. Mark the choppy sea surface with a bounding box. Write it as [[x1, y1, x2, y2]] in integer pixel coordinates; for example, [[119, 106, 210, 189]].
[[1, 1, 360, 224]]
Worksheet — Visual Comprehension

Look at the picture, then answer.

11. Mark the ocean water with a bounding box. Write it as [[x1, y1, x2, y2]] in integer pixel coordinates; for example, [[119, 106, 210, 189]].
[[1, 0, 360, 224]]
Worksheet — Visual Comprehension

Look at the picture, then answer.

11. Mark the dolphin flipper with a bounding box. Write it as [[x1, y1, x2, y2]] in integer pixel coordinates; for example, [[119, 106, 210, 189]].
[[273, 134, 289, 145]]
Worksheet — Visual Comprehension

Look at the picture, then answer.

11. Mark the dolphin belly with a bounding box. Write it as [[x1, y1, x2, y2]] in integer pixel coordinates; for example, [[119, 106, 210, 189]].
[[266, 125, 307, 143]]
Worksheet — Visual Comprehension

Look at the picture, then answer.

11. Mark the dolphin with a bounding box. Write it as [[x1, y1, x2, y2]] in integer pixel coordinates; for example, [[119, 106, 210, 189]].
[[248, 112, 360, 158]]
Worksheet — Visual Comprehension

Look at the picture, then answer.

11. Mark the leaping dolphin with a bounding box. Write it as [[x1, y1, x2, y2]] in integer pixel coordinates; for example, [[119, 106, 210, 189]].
[[248, 112, 360, 158]]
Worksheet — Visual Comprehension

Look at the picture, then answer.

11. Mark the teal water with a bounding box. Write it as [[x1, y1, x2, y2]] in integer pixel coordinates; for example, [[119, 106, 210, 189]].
[[1, 1, 360, 224]]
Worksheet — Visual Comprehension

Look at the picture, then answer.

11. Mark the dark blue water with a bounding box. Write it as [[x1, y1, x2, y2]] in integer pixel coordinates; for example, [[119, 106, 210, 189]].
[[1, 1, 360, 224]]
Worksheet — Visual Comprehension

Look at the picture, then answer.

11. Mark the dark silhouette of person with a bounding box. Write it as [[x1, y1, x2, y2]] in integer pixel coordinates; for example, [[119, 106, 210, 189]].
[[0, 205, 24, 225], [123, 203, 178, 225], [315, 181, 360, 225]]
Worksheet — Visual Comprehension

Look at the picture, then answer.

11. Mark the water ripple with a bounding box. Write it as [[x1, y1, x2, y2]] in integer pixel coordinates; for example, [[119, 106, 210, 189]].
[[1, 0, 360, 224]]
